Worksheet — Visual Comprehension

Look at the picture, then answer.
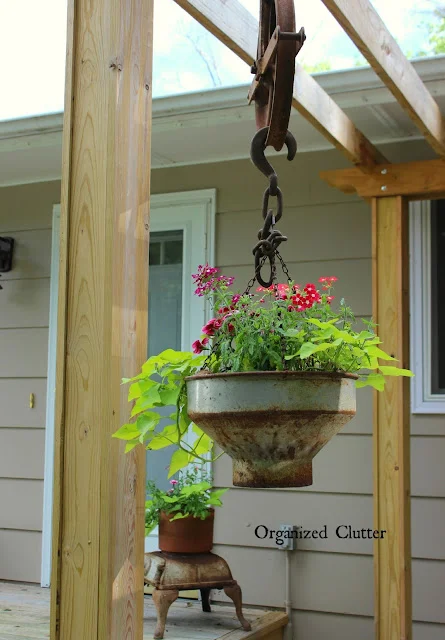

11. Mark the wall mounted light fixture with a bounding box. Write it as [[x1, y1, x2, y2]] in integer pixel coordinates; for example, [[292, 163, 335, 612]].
[[0, 236, 14, 290], [0, 237, 14, 272]]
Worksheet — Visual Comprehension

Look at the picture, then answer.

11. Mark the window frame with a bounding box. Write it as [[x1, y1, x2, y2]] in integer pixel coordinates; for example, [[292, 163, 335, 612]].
[[410, 199, 445, 414]]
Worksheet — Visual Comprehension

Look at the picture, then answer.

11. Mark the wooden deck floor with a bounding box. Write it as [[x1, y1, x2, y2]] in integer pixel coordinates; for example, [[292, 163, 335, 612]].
[[0, 582, 271, 640]]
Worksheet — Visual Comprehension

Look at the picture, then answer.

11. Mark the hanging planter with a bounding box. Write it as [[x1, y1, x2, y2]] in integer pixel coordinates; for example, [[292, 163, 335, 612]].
[[113, 0, 413, 489], [186, 371, 357, 488], [113, 266, 412, 489]]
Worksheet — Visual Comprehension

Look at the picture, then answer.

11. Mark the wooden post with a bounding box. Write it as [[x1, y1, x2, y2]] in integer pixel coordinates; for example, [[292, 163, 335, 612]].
[[50, 0, 153, 638], [372, 197, 412, 640]]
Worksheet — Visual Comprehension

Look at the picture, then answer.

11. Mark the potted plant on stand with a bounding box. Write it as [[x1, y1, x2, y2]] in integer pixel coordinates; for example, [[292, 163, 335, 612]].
[[145, 466, 227, 554], [114, 376, 250, 639], [114, 265, 413, 489]]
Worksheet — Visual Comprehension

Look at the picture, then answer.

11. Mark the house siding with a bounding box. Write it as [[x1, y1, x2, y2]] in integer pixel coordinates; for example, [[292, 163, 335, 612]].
[[0, 180, 60, 583], [0, 141, 442, 639]]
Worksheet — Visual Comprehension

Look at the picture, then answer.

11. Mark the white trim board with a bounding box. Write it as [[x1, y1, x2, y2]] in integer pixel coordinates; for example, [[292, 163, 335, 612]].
[[41, 204, 60, 587], [2, 55, 444, 140], [409, 200, 445, 414], [1, 57, 445, 188], [40, 190, 216, 579]]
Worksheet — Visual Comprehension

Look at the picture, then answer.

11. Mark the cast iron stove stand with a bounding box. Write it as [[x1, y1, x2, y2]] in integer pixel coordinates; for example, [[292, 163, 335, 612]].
[[144, 551, 251, 639]]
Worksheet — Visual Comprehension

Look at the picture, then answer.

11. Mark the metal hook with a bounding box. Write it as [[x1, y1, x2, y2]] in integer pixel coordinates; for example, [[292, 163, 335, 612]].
[[250, 127, 297, 195]]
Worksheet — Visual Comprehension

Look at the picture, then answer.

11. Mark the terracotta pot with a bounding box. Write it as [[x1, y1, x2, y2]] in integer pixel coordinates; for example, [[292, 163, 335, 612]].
[[186, 370, 357, 488], [159, 509, 214, 553]]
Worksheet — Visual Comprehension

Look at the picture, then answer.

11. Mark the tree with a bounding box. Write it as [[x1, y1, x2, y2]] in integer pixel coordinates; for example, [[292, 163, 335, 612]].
[[413, 1, 445, 55], [178, 19, 222, 88], [302, 60, 332, 73], [427, 4, 445, 53]]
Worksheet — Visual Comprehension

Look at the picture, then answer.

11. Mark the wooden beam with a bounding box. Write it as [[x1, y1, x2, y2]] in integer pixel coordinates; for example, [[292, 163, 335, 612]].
[[372, 196, 411, 640], [320, 158, 445, 200], [174, 0, 387, 169], [292, 65, 387, 168], [50, 0, 152, 638], [321, 0, 445, 157], [220, 612, 289, 640]]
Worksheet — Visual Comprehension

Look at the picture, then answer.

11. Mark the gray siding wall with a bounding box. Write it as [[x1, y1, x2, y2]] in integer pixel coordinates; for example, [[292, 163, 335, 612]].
[[0, 181, 60, 582], [153, 141, 444, 640]]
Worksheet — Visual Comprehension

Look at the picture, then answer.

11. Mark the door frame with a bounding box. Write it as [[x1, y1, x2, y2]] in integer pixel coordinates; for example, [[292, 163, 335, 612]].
[[145, 189, 216, 551], [41, 190, 215, 584]]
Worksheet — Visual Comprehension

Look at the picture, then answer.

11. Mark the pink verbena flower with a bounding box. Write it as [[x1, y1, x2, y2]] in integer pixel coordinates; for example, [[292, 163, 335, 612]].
[[192, 337, 209, 354], [192, 264, 235, 296], [192, 264, 219, 284], [256, 283, 289, 294], [318, 276, 338, 290], [202, 318, 223, 336]]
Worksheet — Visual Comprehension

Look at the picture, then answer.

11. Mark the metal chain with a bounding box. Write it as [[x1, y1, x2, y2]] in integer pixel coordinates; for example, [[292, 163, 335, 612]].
[[275, 250, 292, 283], [243, 254, 268, 295], [248, 127, 296, 289], [202, 336, 222, 370], [251, 192, 287, 288]]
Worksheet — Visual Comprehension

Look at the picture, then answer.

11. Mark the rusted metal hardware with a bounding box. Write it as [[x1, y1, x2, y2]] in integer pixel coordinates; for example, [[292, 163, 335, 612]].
[[186, 371, 357, 488], [144, 551, 251, 638], [252, 202, 287, 288], [246, 0, 304, 290], [250, 126, 297, 195], [249, 127, 297, 288], [249, 0, 305, 152]]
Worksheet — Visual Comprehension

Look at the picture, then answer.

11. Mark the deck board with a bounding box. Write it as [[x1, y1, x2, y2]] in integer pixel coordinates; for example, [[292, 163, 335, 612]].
[[0, 582, 269, 640]]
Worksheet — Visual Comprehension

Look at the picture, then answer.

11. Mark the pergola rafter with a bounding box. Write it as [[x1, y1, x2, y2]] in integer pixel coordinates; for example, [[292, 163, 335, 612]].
[[321, 0, 445, 157], [321, 158, 445, 199], [51, 1, 445, 639]]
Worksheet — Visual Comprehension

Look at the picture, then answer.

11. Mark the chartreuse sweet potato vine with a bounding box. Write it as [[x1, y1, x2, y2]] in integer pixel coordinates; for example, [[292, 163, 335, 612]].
[[113, 266, 413, 475], [112, 349, 222, 478]]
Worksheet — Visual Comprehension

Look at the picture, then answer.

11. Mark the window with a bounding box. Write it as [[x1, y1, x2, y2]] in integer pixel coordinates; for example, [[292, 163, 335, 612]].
[[410, 199, 445, 413], [146, 230, 184, 493]]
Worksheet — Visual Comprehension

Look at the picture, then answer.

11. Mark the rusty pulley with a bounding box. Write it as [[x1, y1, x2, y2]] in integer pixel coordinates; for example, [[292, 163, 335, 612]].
[[247, 0, 305, 290], [248, 0, 305, 152]]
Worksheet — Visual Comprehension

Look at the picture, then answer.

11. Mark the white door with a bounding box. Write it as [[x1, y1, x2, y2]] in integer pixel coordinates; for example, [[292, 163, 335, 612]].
[[41, 190, 215, 584]]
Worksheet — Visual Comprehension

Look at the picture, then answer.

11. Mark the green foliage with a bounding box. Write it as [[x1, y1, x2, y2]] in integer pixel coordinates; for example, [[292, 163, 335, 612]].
[[411, 5, 445, 57], [428, 14, 445, 54], [302, 60, 333, 73], [195, 276, 413, 392], [113, 349, 222, 473], [145, 466, 228, 535]]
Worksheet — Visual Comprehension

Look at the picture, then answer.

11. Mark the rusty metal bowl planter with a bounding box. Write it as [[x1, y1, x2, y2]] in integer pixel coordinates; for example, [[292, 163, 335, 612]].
[[186, 370, 357, 488], [159, 509, 214, 554]]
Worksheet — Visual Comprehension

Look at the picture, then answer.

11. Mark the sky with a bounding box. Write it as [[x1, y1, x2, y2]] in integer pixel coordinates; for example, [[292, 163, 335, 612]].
[[0, 0, 441, 122]]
